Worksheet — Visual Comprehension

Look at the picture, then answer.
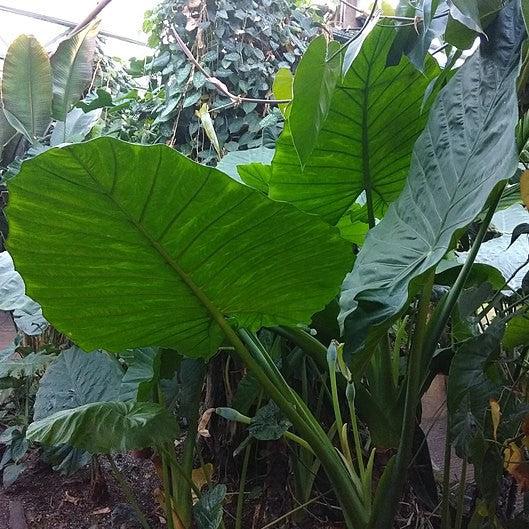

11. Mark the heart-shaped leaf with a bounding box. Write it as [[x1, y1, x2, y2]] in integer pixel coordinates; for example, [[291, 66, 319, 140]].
[[33, 346, 122, 421], [7, 138, 352, 357], [27, 401, 178, 454], [269, 26, 439, 227]]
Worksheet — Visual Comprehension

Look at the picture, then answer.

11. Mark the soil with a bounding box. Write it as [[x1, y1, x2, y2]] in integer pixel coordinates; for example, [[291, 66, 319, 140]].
[[0, 452, 164, 529]]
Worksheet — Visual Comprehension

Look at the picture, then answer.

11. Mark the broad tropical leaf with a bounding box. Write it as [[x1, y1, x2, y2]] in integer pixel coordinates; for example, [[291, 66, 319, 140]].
[[33, 346, 122, 421], [1, 35, 52, 141], [339, 4, 524, 353], [288, 36, 341, 167], [27, 401, 178, 453], [51, 22, 99, 121], [269, 26, 439, 226], [7, 138, 352, 357]]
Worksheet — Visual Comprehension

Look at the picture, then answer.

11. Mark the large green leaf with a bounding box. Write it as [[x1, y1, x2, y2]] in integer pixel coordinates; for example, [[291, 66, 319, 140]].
[[1, 35, 52, 142], [27, 401, 178, 454], [339, 4, 524, 353], [33, 346, 122, 421], [288, 36, 341, 167], [51, 22, 99, 121], [269, 26, 438, 226], [50, 107, 102, 146], [7, 138, 352, 357]]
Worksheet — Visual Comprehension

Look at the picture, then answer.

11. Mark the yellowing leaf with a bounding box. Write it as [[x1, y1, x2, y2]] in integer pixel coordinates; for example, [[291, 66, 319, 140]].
[[490, 399, 501, 440], [196, 103, 221, 158], [192, 463, 214, 499], [504, 442, 523, 474], [521, 170, 529, 209]]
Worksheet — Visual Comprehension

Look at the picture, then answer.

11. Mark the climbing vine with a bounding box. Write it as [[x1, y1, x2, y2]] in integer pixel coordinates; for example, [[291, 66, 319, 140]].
[[106, 0, 323, 162]]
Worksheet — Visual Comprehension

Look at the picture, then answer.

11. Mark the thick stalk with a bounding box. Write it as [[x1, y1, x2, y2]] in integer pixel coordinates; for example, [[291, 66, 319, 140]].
[[371, 270, 435, 529], [440, 421, 452, 529], [173, 364, 204, 528], [232, 328, 367, 528], [235, 443, 252, 529], [161, 451, 177, 529], [454, 458, 468, 529]]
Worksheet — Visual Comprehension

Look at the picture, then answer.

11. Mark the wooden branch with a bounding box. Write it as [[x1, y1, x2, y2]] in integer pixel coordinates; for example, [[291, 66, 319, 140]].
[[169, 28, 291, 106]]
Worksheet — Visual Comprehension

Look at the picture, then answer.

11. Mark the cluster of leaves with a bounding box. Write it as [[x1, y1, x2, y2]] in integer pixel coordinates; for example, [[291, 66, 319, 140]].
[[3, 1, 529, 528], [0, 22, 104, 251], [101, 0, 322, 162]]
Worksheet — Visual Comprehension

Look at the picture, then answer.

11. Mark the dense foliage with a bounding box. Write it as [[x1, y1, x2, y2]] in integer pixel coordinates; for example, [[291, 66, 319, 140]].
[[105, 0, 321, 162], [2, 1, 529, 529]]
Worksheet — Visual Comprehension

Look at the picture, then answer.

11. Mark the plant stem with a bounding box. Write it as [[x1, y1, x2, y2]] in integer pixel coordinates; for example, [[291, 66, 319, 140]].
[[160, 451, 177, 529], [173, 363, 204, 528], [454, 457, 468, 529], [234, 330, 367, 529], [440, 420, 452, 529], [106, 456, 153, 529], [347, 387, 366, 479], [371, 270, 435, 529], [235, 442, 252, 529]]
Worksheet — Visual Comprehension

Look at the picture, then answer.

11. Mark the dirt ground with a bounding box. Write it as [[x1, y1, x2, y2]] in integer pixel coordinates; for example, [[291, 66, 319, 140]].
[[0, 452, 163, 529]]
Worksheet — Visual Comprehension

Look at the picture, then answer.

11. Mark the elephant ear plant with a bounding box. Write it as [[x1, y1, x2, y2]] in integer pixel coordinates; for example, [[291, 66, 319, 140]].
[[4, 2, 528, 529]]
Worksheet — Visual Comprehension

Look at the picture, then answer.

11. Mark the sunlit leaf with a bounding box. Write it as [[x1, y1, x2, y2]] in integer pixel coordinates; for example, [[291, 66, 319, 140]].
[[288, 35, 341, 167], [269, 26, 438, 227], [7, 138, 353, 358], [272, 67, 293, 116]]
